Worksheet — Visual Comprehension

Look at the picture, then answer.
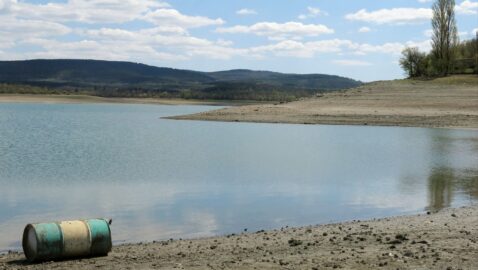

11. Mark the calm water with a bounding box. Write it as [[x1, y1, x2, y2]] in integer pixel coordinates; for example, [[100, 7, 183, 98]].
[[0, 103, 477, 251]]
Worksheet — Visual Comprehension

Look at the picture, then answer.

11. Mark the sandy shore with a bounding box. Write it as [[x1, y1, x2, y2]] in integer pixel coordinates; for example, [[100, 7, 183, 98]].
[[1, 205, 477, 269], [0, 94, 258, 106], [168, 76, 478, 129]]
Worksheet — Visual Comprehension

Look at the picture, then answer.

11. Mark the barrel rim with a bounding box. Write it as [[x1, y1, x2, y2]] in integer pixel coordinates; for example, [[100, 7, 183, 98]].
[[22, 224, 37, 262], [103, 219, 112, 252]]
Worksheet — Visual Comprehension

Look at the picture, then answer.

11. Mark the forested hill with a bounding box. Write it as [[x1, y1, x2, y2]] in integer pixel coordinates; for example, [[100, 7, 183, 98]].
[[0, 59, 362, 101]]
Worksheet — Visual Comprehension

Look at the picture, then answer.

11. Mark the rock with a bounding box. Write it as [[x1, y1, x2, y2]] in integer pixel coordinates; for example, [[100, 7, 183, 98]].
[[288, 239, 303, 247], [387, 240, 403, 245], [395, 234, 408, 241]]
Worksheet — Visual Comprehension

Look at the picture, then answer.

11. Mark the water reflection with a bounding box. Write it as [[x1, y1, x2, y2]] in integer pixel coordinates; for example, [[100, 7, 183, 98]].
[[425, 128, 478, 211], [426, 167, 478, 212], [426, 168, 455, 211]]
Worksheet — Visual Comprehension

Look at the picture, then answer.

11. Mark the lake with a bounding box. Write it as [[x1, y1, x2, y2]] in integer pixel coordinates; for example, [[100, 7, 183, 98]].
[[0, 103, 477, 252]]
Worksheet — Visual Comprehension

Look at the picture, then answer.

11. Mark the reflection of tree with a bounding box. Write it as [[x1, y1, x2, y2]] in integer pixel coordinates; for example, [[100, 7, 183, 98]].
[[426, 167, 454, 212], [424, 129, 478, 211], [426, 167, 478, 212], [460, 173, 478, 202]]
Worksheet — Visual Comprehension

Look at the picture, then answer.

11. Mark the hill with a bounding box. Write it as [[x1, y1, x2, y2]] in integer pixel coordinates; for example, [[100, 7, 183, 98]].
[[0, 59, 361, 101], [209, 69, 357, 89]]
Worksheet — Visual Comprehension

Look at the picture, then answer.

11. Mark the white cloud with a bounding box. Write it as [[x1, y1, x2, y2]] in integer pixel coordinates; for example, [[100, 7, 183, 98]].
[[298, 7, 328, 20], [0, 7, 232, 62], [1, 0, 225, 29], [308, 7, 327, 16], [0, 15, 71, 39], [0, 36, 15, 50], [0, 0, 15, 12], [85, 27, 209, 47], [352, 42, 405, 55], [405, 40, 432, 52], [345, 8, 432, 24], [472, 28, 478, 36], [1, 18, 248, 62], [251, 40, 321, 58], [216, 39, 234, 47], [143, 8, 225, 28], [236, 8, 257, 16], [4, 0, 170, 24], [11, 38, 191, 62], [184, 45, 251, 60], [455, 0, 478, 14], [418, 0, 432, 3], [82, 26, 251, 60], [333, 60, 373, 66], [0, 0, 226, 59], [249, 39, 409, 58], [358, 27, 371, 33], [84, 28, 138, 40], [216, 22, 334, 40]]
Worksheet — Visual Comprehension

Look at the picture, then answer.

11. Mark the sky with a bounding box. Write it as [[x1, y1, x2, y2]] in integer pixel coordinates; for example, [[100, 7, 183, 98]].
[[0, 0, 477, 81]]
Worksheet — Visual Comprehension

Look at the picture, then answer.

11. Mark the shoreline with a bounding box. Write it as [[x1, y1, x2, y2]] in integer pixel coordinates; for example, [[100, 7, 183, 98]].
[[168, 78, 478, 129], [0, 94, 263, 107], [164, 116, 478, 131], [2, 205, 477, 269]]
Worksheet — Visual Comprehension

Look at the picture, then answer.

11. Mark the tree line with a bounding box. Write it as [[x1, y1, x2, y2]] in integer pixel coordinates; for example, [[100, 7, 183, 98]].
[[400, 0, 478, 78]]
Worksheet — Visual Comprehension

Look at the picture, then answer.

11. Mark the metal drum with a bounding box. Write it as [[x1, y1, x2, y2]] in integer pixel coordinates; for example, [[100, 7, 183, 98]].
[[22, 218, 112, 262]]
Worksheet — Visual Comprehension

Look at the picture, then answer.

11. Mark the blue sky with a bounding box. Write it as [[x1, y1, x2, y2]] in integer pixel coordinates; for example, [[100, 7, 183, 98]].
[[0, 0, 477, 81]]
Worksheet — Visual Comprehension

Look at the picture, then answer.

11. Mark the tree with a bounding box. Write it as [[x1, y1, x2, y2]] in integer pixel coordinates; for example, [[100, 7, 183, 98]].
[[399, 47, 427, 78], [431, 0, 458, 75]]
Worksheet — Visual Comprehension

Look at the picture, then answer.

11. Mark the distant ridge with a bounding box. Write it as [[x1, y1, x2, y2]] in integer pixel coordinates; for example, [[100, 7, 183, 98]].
[[0, 59, 362, 101]]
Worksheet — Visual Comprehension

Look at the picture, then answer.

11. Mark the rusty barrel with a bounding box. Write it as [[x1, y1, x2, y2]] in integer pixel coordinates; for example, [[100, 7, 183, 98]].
[[22, 219, 112, 262]]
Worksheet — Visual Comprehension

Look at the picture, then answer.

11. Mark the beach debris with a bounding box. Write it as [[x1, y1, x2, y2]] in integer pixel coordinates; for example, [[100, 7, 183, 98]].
[[22, 218, 112, 262]]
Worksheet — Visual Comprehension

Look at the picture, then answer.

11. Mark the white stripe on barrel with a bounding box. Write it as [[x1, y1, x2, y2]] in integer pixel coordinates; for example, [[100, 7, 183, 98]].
[[59, 220, 91, 257]]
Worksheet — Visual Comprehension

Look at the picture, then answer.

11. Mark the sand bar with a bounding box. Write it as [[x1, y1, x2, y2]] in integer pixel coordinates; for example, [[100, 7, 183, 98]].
[[169, 76, 478, 129]]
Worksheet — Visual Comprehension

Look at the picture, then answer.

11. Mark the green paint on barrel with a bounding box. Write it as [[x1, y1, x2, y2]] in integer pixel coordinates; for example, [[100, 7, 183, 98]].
[[22, 219, 112, 262], [23, 223, 63, 261], [87, 219, 112, 255]]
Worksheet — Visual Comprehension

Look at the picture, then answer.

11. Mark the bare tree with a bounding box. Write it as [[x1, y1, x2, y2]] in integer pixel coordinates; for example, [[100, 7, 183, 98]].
[[431, 0, 458, 75], [400, 47, 427, 78]]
